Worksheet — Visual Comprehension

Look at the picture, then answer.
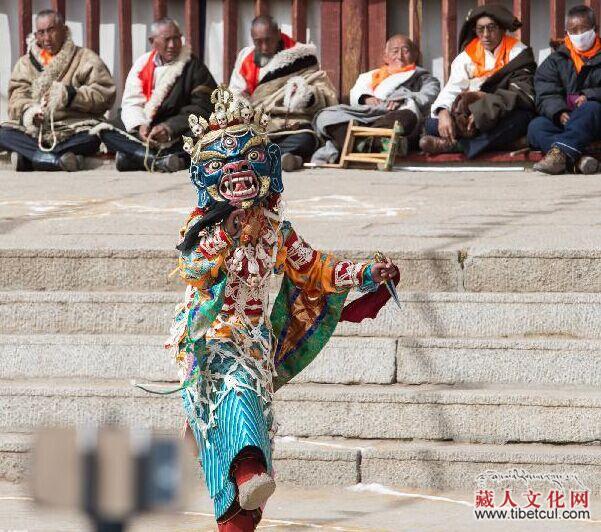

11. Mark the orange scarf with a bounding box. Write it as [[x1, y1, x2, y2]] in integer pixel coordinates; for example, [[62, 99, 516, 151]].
[[564, 35, 601, 73], [39, 49, 54, 67], [465, 35, 519, 78], [138, 50, 157, 101], [370, 64, 416, 90]]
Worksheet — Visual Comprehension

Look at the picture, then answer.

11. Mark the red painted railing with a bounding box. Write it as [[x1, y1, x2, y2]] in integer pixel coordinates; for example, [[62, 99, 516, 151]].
[[16, 0, 594, 95]]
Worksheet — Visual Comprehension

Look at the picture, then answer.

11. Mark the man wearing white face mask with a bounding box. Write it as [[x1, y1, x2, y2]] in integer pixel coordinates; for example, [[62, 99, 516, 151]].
[[529, 5, 601, 174]]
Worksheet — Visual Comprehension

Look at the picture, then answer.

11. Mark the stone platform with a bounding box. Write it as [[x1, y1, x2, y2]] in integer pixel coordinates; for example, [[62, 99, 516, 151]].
[[2, 166, 601, 528]]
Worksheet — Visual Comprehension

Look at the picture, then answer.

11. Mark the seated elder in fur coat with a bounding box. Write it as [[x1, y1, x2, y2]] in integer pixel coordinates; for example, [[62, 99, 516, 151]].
[[0, 9, 116, 172], [98, 17, 216, 172], [420, 4, 536, 159], [311, 34, 440, 164], [229, 15, 338, 171]]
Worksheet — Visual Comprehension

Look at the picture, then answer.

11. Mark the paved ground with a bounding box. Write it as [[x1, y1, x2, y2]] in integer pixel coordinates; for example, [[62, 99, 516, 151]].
[[2, 480, 601, 532], [2, 167, 601, 252]]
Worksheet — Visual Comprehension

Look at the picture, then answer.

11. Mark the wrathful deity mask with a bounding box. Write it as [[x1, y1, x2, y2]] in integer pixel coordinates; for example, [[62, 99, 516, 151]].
[[183, 86, 283, 209]]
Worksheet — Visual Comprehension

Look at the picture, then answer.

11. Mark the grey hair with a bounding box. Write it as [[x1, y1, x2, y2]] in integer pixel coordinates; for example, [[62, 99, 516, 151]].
[[150, 17, 181, 38], [251, 15, 279, 32], [566, 5, 596, 28], [35, 9, 64, 26]]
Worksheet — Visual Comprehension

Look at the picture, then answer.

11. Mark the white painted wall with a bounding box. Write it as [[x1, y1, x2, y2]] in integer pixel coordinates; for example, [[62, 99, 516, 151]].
[[0, 0, 590, 120]]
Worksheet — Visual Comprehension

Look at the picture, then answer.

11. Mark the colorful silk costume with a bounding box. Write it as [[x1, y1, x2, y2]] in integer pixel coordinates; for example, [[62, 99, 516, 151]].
[[165, 87, 391, 523]]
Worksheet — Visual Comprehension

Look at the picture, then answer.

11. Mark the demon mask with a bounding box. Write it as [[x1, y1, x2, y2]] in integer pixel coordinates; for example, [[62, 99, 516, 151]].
[[184, 86, 283, 209]]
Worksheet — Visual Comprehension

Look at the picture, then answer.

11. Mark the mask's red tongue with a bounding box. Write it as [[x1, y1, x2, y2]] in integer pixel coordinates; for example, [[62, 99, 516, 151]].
[[235, 180, 246, 192]]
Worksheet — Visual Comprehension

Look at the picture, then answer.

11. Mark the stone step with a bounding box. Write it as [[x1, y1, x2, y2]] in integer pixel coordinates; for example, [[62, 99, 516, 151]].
[[0, 432, 360, 487], [3, 334, 600, 387], [0, 334, 396, 385], [275, 383, 601, 444], [0, 249, 461, 293], [397, 337, 601, 386], [5, 247, 601, 293], [1, 380, 600, 444], [3, 290, 601, 339], [4, 432, 601, 493]]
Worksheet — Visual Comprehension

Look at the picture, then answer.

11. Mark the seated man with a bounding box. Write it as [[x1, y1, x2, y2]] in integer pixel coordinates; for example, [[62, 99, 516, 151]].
[[420, 5, 536, 159], [311, 34, 440, 164], [99, 17, 216, 172], [229, 15, 338, 171], [529, 5, 601, 175], [0, 9, 115, 171]]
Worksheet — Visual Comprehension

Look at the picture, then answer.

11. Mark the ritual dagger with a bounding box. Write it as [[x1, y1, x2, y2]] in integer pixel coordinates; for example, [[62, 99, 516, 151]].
[[374, 251, 402, 310]]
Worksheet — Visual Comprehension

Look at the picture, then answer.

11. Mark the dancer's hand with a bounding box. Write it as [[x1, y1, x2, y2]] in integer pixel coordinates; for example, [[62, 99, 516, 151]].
[[371, 260, 397, 283], [224, 208, 246, 239]]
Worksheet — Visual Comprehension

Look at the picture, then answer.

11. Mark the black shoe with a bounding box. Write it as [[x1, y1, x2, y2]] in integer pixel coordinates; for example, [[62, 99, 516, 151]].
[[10, 152, 33, 172], [115, 151, 142, 172], [115, 150, 186, 172]]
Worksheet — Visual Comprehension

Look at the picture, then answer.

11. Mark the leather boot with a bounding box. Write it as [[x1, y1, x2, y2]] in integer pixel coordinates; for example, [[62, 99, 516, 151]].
[[533, 146, 568, 174], [10, 151, 33, 172], [115, 148, 186, 172], [419, 135, 460, 154], [577, 155, 600, 175]]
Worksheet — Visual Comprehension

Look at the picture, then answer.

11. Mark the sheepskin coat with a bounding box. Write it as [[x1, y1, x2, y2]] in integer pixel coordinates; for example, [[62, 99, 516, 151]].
[[3, 34, 116, 144], [229, 42, 338, 135]]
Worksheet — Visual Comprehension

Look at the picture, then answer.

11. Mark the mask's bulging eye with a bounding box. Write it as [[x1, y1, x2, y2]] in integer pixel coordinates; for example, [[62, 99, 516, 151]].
[[247, 149, 265, 163], [205, 160, 223, 173]]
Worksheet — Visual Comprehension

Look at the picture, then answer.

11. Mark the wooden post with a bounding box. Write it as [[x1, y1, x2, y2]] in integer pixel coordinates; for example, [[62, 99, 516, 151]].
[[441, 0, 457, 82], [292, 0, 307, 42], [321, 0, 342, 96], [342, 0, 367, 99], [585, 0, 601, 27], [513, 0, 530, 45], [185, 0, 200, 55], [153, 0, 167, 20], [18, 0, 32, 56], [409, 0, 422, 49], [550, 0, 566, 40], [367, 0, 386, 70], [51, 0, 66, 18], [223, 0, 238, 85], [85, 0, 100, 53], [254, 0, 269, 16], [118, 0, 132, 89]]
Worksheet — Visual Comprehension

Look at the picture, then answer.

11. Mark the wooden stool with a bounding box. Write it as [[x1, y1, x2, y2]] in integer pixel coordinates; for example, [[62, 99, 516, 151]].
[[338, 119, 406, 171]]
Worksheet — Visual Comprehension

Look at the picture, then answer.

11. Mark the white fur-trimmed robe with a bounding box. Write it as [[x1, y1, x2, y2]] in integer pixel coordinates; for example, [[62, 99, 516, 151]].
[[121, 47, 192, 132]]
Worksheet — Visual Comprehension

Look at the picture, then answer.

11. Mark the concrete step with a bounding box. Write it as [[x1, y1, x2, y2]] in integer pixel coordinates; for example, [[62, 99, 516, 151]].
[[0, 334, 396, 385], [1, 380, 600, 445], [397, 337, 601, 386], [6, 247, 601, 293], [3, 290, 601, 339], [4, 432, 601, 493]]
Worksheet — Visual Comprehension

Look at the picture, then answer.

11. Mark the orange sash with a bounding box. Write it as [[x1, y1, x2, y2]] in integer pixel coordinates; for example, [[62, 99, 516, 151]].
[[465, 35, 519, 78], [564, 35, 601, 73], [39, 49, 54, 67], [138, 50, 157, 101], [370, 64, 416, 90]]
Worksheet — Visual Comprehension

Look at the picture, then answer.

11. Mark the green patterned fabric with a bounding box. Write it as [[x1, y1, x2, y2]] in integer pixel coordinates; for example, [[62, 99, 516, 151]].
[[270, 276, 349, 391]]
